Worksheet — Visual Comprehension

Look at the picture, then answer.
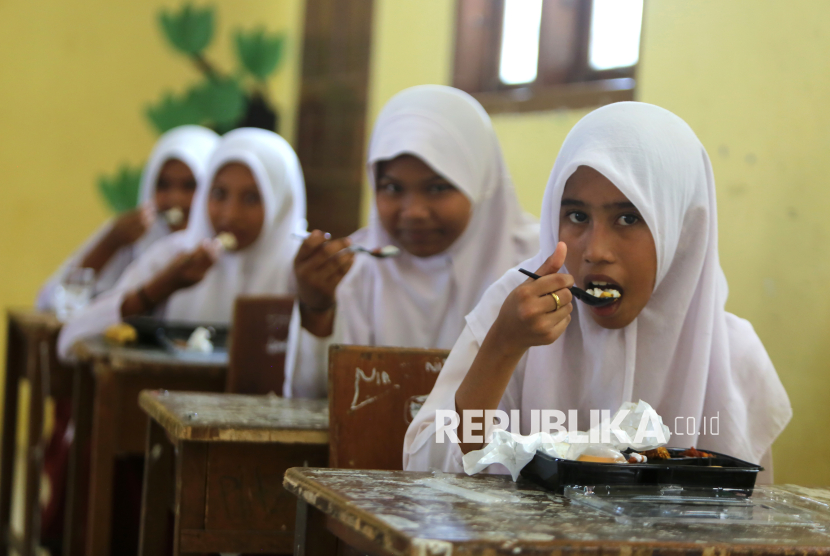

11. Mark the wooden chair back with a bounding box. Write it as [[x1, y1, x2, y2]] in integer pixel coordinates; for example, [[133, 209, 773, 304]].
[[227, 296, 295, 394], [327, 344, 449, 470]]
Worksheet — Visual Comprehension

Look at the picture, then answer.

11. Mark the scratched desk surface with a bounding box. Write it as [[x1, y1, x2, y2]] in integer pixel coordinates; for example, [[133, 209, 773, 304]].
[[74, 336, 228, 370], [139, 390, 329, 443], [285, 468, 830, 555], [138, 391, 329, 555]]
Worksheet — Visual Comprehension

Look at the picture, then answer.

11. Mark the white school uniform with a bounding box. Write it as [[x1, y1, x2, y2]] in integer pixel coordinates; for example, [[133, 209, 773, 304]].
[[37, 126, 220, 311], [57, 128, 307, 361], [284, 85, 539, 398], [403, 102, 792, 481]]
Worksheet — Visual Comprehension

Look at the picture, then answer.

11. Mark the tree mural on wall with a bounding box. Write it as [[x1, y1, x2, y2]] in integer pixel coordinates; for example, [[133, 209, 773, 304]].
[[98, 3, 286, 212]]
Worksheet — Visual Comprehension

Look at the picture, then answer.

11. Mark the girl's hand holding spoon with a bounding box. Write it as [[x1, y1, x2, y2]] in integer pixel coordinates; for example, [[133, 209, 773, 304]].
[[293, 230, 355, 337], [491, 242, 574, 355]]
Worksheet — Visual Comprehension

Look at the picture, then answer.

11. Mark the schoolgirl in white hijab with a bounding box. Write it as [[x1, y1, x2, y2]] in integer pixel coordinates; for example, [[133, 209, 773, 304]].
[[285, 85, 539, 398], [403, 102, 791, 480], [37, 126, 220, 311], [57, 128, 307, 359]]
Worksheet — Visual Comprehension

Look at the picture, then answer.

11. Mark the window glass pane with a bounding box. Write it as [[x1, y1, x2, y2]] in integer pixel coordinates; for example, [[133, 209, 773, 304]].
[[589, 0, 644, 71], [498, 0, 543, 85]]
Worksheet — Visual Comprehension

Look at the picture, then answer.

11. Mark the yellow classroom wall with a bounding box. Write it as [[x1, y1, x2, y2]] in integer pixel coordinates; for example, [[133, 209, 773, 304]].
[[0, 0, 303, 437], [367, 0, 830, 484]]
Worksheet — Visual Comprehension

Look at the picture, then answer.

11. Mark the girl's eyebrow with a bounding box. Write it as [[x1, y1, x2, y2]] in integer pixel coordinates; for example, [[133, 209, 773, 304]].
[[379, 174, 448, 181], [604, 201, 637, 210], [377, 175, 453, 186], [561, 199, 637, 210]]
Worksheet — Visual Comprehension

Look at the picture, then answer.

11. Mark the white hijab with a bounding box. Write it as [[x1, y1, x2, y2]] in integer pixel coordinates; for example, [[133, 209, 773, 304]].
[[337, 85, 539, 349], [57, 128, 306, 359], [453, 102, 791, 463], [134, 125, 222, 254], [164, 127, 307, 322], [37, 125, 219, 309]]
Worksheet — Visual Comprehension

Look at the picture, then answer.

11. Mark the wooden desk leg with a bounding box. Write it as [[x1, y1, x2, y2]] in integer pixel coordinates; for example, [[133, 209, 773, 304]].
[[19, 340, 48, 556], [63, 363, 93, 556], [0, 323, 23, 556], [172, 442, 206, 556], [294, 498, 337, 556], [138, 419, 173, 556], [85, 371, 117, 556]]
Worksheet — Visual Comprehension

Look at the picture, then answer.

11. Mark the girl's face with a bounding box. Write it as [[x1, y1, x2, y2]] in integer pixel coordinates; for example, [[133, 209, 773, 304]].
[[207, 163, 265, 250], [155, 158, 197, 231], [558, 166, 657, 329], [376, 155, 472, 257]]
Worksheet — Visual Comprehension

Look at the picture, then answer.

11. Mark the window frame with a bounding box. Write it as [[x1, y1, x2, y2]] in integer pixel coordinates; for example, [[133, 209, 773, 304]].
[[452, 0, 641, 114]]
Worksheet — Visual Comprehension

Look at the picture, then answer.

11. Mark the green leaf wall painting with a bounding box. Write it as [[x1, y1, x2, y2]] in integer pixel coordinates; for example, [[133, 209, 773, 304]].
[[97, 165, 143, 214], [236, 29, 285, 81], [159, 4, 214, 56], [100, 3, 286, 213]]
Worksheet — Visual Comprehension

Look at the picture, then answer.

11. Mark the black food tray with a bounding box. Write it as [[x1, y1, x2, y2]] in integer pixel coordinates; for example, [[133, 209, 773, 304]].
[[521, 447, 762, 494], [123, 316, 229, 349]]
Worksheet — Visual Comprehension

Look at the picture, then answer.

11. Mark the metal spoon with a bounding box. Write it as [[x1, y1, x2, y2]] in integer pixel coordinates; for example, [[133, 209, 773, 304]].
[[292, 231, 332, 241], [348, 245, 401, 258], [291, 232, 401, 258], [518, 268, 618, 307]]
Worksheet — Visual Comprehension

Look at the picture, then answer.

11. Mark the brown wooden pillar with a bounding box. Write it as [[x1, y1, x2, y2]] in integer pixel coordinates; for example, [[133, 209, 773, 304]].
[[296, 0, 374, 238]]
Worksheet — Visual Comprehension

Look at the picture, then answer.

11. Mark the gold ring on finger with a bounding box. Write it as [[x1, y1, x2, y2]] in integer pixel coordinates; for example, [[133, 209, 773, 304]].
[[550, 291, 561, 312]]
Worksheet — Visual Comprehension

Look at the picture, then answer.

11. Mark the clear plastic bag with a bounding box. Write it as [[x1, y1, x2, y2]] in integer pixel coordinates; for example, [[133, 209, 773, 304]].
[[565, 484, 830, 527]]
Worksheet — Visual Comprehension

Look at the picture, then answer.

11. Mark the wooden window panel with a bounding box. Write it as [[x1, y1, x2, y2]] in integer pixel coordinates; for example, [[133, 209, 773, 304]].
[[453, 0, 504, 93], [536, 0, 581, 86], [453, 0, 637, 114], [471, 77, 635, 114]]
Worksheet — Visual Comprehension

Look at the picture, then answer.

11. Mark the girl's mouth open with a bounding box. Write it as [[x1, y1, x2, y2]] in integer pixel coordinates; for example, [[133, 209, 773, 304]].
[[584, 280, 623, 317], [585, 280, 623, 298]]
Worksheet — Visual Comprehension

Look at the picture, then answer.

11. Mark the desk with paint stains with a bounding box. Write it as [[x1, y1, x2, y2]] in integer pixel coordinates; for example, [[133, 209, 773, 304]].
[[65, 338, 228, 556], [284, 468, 830, 556], [137, 390, 328, 555]]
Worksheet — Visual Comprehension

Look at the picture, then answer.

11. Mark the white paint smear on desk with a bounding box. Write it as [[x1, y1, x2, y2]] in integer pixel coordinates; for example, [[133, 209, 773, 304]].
[[417, 478, 521, 504], [411, 538, 453, 556], [376, 513, 419, 529]]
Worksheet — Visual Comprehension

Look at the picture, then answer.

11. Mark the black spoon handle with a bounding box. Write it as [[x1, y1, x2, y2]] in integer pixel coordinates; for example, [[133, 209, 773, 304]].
[[518, 268, 542, 280], [518, 268, 589, 302], [517, 268, 618, 308]]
